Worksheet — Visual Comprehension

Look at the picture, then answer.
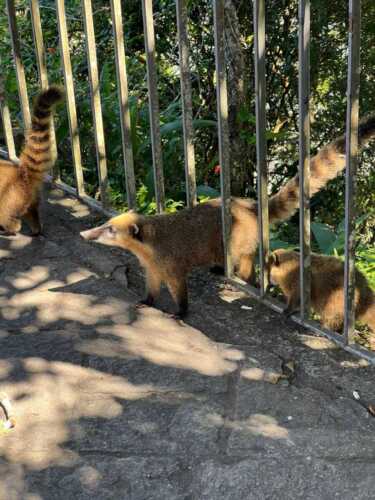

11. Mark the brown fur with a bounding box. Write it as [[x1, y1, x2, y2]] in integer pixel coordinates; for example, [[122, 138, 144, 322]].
[[269, 249, 375, 336], [0, 86, 64, 235], [80, 115, 375, 316], [80, 202, 254, 317]]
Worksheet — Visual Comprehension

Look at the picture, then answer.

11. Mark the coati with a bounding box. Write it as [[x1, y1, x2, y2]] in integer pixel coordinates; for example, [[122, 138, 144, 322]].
[[80, 114, 375, 317], [269, 249, 375, 335], [0, 86, 63, 235]]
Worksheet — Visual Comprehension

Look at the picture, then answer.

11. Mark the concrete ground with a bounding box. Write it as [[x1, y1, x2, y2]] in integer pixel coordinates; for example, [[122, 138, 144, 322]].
[[0, 188, 375, 500]]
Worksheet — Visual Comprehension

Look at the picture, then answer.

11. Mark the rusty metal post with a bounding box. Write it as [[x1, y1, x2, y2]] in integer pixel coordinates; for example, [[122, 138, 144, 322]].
[[6, 0, 31, 129], [253, 0, 269, 296], [343, 0, 361, 345], [213, 0, 233, 277], [82, 0, 109, 207], [110, 0, 137, 209], [55, 0, 85, 196], [141, 0, 165, 212], [30, 0, 59, 179], [0, 68, 17, 162], [176, 0, 197, 208], [298, 0, 311, 319]]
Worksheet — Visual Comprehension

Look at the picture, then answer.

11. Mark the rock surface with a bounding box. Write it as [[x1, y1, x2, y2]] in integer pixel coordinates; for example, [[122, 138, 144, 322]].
[[0, 188, 374, 500]]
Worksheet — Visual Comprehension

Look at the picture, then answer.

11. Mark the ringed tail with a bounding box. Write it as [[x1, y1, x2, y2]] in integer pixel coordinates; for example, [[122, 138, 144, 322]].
[[268, 114, 375, 223], [19, 85, 64, 173]]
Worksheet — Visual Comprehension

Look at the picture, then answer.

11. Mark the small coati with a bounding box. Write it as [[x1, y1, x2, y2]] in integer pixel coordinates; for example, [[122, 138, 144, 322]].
[[80, 115, 375, 317], [269, 249, 375, 335], [0, 86, 63, 235]]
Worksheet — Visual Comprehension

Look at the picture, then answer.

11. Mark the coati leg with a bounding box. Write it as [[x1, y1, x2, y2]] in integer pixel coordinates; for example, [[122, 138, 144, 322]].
[[166, 275, 188, 318], [0, 217, 22, 235], [321, 315, 343, 333], [139, 270, 162, 307], [237, 254, 256, 284], [23, 201, 42, 236], [283, 293, 300, 317], [359, 305, 375, 334]]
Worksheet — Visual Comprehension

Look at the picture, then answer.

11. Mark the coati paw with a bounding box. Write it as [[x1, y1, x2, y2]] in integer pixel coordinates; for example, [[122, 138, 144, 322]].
[[136, 296, 155, 308], [31, 228, 44, 237], [136, 302, 149, 310], [164, 312, 187, 325]]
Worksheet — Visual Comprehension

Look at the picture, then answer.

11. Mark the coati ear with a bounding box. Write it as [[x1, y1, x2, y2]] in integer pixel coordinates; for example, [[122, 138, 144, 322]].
[[269, 252, 280, 266], [129, 224, 140, 238]]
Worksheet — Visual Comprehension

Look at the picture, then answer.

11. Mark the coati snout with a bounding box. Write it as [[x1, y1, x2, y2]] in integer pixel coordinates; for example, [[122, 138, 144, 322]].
[[80, 218, 140, 247]]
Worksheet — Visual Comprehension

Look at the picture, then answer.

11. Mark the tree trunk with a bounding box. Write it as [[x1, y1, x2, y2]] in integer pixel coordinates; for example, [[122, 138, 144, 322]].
[[224, 0, 254, 196]]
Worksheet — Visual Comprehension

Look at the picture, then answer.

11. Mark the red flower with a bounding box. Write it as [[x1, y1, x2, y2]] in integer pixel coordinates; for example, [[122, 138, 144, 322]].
[[214, 165, 221, 175]]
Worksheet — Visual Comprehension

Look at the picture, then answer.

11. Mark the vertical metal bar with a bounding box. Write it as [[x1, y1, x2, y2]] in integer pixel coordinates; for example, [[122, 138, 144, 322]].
[[343, 0, 361, 345], [298, 0, 311, 319], [110, 0, 137, 209], [176, 0, 197, 208], [82, 0, 109, 207], [213, 0, 233, 277], [55, 0, 85, 196], [141, 0, 165, 213], [30, 0, 59, 179], [253, 0, 269, 296], [0, 69, 17, 162], [6, 0, 31, 129], [30, 0, 48, 89]]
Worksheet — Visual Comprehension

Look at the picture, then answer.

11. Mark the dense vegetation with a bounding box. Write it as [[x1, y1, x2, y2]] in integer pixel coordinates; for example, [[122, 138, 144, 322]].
[[0, 0, 374, 288]]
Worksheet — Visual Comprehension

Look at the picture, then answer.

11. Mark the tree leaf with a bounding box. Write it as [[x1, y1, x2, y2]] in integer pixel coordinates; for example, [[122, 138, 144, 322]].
[[311, 222, 337, 253]]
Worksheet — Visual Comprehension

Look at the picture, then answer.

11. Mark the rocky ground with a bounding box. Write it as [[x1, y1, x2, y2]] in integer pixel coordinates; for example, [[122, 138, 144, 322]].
[[0, 187, 374, 500]]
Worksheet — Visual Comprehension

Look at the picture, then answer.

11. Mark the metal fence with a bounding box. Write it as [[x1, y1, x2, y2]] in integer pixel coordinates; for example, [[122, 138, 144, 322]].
[[1, 0, 373, 364]]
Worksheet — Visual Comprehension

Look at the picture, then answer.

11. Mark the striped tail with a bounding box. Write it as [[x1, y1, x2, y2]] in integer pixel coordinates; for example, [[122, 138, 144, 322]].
[[19, 85, 64, 173], [268, 114, 375, 223]]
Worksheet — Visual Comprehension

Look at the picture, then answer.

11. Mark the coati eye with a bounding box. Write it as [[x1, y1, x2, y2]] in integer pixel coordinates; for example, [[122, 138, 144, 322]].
[[107, 225, 116, 236]]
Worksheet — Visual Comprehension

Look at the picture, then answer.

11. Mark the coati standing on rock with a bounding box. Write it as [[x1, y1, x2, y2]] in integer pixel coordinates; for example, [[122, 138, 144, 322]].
[[0, 86, 64, 235], [80, 115, 375, 317], [269, 249, 375, 336]]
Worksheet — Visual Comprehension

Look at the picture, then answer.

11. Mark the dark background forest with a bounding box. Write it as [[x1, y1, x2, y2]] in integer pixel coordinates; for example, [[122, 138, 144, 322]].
[[0, 0, 374, 285]]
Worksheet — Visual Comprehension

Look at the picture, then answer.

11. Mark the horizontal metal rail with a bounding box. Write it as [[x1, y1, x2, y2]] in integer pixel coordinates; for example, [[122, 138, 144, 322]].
[[228, 276, 375, 365]]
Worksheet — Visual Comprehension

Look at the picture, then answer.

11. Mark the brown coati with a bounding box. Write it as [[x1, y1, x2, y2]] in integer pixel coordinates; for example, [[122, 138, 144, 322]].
[[80, 115, 375, 317], [0, 86, 64, 235], [269, 249, 375, 335]]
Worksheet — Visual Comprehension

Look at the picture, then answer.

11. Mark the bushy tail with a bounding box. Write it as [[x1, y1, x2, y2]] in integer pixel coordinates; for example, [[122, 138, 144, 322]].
[[19, 85, 64, 173], [268, 114, 375, 223]]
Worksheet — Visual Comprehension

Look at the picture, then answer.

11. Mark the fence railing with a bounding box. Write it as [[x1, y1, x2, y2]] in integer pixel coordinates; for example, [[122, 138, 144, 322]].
[[1, 0, 373, 364]]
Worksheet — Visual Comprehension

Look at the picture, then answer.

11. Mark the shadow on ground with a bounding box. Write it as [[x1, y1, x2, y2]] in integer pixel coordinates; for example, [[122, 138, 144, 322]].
[[0, 188, 375, 500]]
